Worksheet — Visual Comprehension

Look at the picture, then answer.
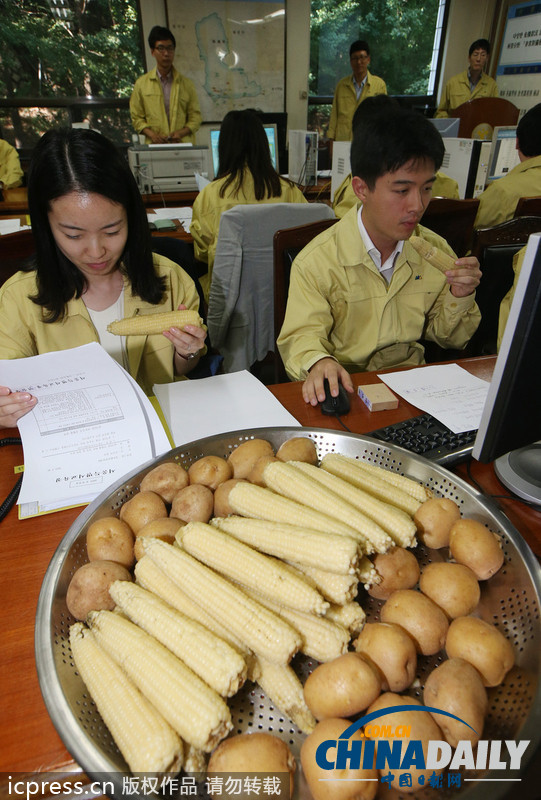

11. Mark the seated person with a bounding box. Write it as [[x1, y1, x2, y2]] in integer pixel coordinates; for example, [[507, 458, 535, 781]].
[[277, 106, 481, 405], [474, 103, 541, 229], [497, 245, 527, 350], [0, 137, 24, 190], [0, 128, 206, 429], [435, 38, 498, 118], [190, 109, 307, 300]]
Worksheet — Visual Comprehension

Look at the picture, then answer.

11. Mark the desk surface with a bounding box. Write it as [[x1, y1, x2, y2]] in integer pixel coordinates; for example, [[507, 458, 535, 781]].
[[1, 356, 539, 789]]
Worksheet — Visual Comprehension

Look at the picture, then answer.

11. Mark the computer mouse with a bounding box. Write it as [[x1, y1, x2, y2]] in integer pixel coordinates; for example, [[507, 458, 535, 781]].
[[321, 378, 351, 416]]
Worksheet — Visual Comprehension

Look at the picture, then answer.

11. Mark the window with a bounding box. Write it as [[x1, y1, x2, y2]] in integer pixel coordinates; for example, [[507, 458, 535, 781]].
[[0, 0, 144, 149], [308, 0, 449, 136]]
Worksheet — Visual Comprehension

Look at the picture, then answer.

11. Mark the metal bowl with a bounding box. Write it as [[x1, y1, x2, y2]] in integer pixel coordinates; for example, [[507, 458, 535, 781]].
[[35, 427, 541, 800]]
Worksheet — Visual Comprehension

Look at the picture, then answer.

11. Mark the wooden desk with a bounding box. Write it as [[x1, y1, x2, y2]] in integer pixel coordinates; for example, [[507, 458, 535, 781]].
[[1, 355, 539, 792]]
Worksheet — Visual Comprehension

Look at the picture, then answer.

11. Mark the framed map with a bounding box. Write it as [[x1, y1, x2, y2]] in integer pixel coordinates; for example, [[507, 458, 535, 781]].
[[167, 0, 286, 122]]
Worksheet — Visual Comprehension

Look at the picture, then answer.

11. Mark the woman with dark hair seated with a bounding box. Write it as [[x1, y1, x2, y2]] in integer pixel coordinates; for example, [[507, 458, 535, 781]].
[[0, 128, 206, 429], [190, 109, 307, 299]]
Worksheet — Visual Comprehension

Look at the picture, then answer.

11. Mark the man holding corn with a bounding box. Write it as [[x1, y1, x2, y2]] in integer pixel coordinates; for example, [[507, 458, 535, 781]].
[[277, 106, 481, 406]]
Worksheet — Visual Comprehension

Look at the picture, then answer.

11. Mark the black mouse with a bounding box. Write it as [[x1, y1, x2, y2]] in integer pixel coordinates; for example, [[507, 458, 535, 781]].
[[321, 378, 351, 416]]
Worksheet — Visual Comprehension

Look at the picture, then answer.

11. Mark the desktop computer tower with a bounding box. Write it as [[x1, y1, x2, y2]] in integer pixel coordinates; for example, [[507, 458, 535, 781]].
[[288, 130, 318, 186]]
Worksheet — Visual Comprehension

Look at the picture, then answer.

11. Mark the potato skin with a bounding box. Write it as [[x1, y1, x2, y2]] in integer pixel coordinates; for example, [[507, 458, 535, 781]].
[[213, 479, 243, 517], [368, 546, 420, 600], [380, 589, 449, 656], [301, 717, 378, 800], [276, 437, 318, 465], [227, 439, 275, 480], [445, 615, 515, 687], [86, 517, 135, 568], [119, 491, 168, 534], [208, 733, 295, 796], [419, 561, 480, 618], [133, 519, 184, 560], [188, 455, 232, 491], [139, 462, 189, 504], [414, 497, 461, 549], [303, 653, 381, 720], [247, 455, 279, 486], [66, 560, 132, 620], [171, 484, 214, 523], [353, 622, 417, 692], [423, 657, 487, 747], [449, 518, 504, 580]]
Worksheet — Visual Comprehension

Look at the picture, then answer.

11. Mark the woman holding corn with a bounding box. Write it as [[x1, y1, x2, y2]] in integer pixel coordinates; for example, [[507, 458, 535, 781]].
[[0, 128, 206, 428]]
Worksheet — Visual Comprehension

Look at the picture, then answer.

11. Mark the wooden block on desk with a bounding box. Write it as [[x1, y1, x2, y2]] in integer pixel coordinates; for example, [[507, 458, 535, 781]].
[[357, 383, 399, 412]]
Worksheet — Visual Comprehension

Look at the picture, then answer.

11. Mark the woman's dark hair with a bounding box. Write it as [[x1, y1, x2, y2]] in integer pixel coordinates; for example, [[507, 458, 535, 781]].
[[27, 128, 164, 322], [216, 109, 286, 200]]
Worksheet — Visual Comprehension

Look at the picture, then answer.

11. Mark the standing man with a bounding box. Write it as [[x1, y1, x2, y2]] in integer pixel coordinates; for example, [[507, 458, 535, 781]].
[[130, 25, 202, 144], [435, 39, 498, 118], [327, 40, 387, 142]]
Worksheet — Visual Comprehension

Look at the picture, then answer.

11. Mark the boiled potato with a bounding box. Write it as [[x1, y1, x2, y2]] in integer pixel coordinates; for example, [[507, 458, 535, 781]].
[[414, 497, 461, 549], [301, 717, 378, 800], [208, 732, 295, 797], [380, 589, 449, 656], [213, 479, 243, 517], [449, 518, 504, 580], [86, 516, 135, 568], [133, 518, 184, 561], [365, 693, 444, 793], [188, 455, 232, 491], [170, 484, 214, 523], [423, 657, 488, 747], [276, 437, 318, 464], [419, 561, 480, 618], [119, 491, 168, 534], [247, 455, 279, 486], [303, 652, 381, 720], [445, 615, 515, 687], [353, 622, 417, 692], [368, 546, 420, 600], [66, 560, 132, 621], [227, 439, 275, 480], [139, 461, 189, 504]]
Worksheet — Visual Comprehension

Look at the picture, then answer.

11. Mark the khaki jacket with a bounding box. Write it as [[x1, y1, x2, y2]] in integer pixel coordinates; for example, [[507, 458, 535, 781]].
[[0, 139, 24, 188], [130, 67, 202, 144], [474, 155, 541, 229], [328, 72, 388, 141], [277, 206, 480, 380], [0, 255, 200, 395], [435, 70, 498, 118]]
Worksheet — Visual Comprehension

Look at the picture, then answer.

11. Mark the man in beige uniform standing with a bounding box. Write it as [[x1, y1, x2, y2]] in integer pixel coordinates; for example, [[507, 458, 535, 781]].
[[435, 38, 498, 118]]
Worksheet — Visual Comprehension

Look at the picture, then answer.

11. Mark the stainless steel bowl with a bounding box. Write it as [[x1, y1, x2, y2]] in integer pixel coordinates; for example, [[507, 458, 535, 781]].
[[35, 427, 541, 799]]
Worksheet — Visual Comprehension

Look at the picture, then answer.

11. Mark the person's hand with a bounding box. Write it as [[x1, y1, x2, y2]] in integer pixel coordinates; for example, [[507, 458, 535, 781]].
[[169, 127, 190, 142], [302, 357, 354, 406], [163, 305, 207, 374], [0, 386, 37, 429], [447, 257, 482, 298], [144, 128, 168, 144]]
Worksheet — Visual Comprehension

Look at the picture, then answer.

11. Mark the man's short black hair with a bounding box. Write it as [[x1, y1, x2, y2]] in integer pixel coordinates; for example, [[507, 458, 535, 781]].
[[350, 40, 370, 57], [350, 106, 444, 188], [517, 103, 541, 158], [352, 95, 399, 135], [148, 25, 176, 50], [469, 38, 491, 57]]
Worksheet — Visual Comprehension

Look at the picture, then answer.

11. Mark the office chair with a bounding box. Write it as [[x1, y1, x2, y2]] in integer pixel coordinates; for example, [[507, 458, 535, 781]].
[[514, 196, 541, 218], [420, 197, 480, 257], [207, 202, 336, 378]]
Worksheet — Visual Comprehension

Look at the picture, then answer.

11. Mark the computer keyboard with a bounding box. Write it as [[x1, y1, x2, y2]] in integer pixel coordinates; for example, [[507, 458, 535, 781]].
[[367, 412, 478, 467]]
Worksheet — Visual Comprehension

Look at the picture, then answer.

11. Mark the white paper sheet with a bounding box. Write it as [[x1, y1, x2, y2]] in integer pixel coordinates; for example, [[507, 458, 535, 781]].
[[378, 364, 490, 434], [153, 370, 301, 446], [0, 343, 170, 515], [148, 207, 193, 225], [0, 219, 31, 235]]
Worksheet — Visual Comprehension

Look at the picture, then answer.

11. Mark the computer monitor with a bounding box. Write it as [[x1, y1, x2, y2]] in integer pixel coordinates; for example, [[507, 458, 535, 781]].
[[486, 126, 520, 183], [429, 117, 460, 138], [208, 123, 279, 179], [472, 233, 541, 505]]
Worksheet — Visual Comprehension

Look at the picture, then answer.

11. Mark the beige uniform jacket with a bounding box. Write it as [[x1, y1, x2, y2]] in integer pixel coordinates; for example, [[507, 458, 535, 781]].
[[474, 155, 541, 229], [0, 139, 24, 188], [328, 72, 388, 141], [277, 206, 481, 380], [498, 245, 527, 349], [130, 67, 202, 144], [0, 255, 200, 395], [435, 70, 499, 118]]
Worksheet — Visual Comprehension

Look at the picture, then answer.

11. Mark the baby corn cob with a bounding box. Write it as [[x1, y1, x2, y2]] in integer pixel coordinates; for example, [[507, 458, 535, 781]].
[[286, 561, 359, 605], [348, 457, 431, 502], [326, 601, 366, 636], [108, 580, 247, 697], [320, 454, 422, 516], [262, 461, 392, 554], [107, 309, 202, 336], [177, 521, 328, 615], [249, 657, 317, 734], [143, 538, 301, 664], [227, 481, 367, 547], [409, 235, 458, 274], [184, 745, 208, 775], [70, 623, 183, 776], [293, 461, 417, 548], [87, 609, 232, 753], [357, 555, 380, 588], [134, 555, 249, 654], [211, 516, 359, 575]]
